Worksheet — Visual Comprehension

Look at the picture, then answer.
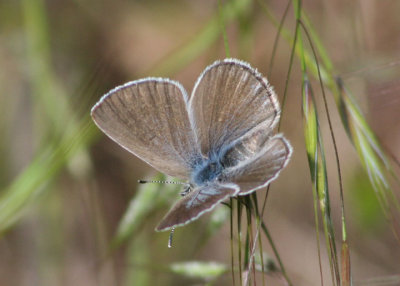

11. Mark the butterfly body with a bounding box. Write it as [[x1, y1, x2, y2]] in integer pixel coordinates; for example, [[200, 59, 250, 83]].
[[191, 154, 223, 185], [91, 58, 292, 231]]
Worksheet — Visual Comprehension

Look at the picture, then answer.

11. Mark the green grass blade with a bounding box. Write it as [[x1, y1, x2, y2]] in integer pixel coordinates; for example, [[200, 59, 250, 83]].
[[229, 198, 236, 286], [218, 0, 231, 58], [110, 174, 180, 249], [267, 0, 291, 78], [237, 199, 243, 286], [250, 194, 266, 286], [261, 0, 400, 248], [169, 261, 227, 281], [0, 119, 97, 234], [300, 19, 353, 285], [22, 0, 80, 138], [336, 81, 400, 239], [146, 0, 250, 77], [302, 77, 340, 285], [0, 0, 100, 234], [260, 222, 293, 286], [301, 11, 400, 235]]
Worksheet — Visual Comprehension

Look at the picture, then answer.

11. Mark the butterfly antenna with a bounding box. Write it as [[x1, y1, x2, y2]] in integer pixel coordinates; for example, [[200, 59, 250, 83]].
[[168, 227, 175, 248], [138, 179, 186, 185], [139, 180, 191, 197]]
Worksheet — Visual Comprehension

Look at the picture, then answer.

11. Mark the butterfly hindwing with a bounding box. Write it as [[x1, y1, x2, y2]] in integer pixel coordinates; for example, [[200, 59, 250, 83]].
[[222, 133, 292, 195], [156, 183, 239, 231]]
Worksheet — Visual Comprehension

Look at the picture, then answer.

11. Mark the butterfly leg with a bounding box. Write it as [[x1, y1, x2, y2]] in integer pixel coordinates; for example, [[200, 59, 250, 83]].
[[179, 185, 192, 197]]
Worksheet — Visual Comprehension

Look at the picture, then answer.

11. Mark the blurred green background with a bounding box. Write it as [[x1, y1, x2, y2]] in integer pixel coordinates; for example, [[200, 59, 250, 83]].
[[1, 0, 400, 285]]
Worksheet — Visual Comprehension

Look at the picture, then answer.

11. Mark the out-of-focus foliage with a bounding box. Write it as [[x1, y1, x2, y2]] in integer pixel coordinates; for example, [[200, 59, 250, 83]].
[[0, 0, 400, 285]]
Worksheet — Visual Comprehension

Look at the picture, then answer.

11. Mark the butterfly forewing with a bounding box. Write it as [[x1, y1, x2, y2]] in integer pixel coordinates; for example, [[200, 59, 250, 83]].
[[188, 59, 280, 157], [223, 134, 292, 195], [156, 183, 239, 231], [91, 78, 200, 180]]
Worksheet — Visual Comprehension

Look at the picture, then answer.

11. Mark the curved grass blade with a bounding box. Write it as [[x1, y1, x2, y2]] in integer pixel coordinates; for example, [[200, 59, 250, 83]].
[[251, 194, 266, 286], [295, 1, 341, 284], [257, 3, 400, 228], [267, 0, 292, 78], [146, 0, 250, 77], [237, 198, 243, 286], [218, 0, 231, 58], [0, 119, 97, 234], [259, 0, 397, 279], [0, 0, 102, 234], [229, 198, 236, 286], [299, 19, 352, 285], [110, 174, 181, 249], [301, 7, 400, 238], [23, 0, 81, 140], [243, 196, 256, 286], [302, 78, 324, 285], [302, 77, 339, 286], [336, 80, 400, 240]]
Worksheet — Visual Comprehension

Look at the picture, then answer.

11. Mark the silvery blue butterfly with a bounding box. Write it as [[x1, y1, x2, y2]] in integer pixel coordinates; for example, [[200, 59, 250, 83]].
[[91, 59, 292, 231]]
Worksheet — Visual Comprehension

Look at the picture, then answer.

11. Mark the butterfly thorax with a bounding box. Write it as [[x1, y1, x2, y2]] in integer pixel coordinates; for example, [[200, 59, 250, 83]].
[[191, 157, 224, 186]]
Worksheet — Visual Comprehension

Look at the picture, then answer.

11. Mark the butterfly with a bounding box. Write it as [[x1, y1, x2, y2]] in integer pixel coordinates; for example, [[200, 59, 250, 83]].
[[91, 58, 292, 231]]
